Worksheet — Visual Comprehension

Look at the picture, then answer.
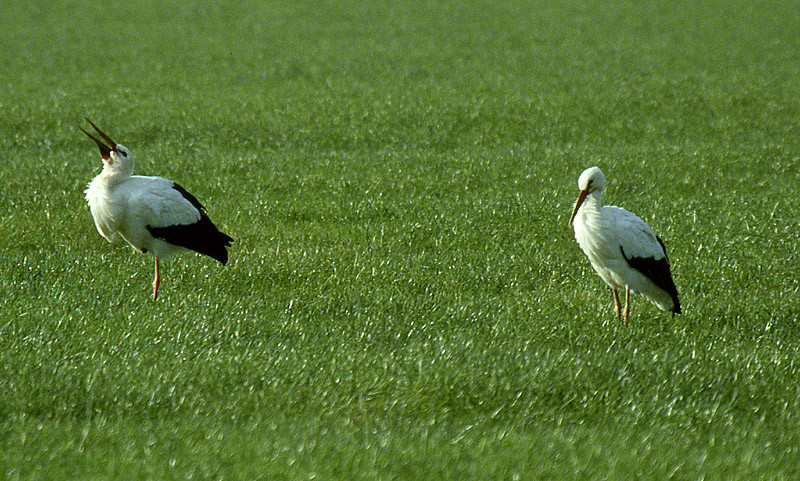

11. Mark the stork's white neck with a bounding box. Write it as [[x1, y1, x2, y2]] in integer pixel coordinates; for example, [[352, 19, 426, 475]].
[[573, 189, 606, 236], [97, 161, 134, 184], [580, 189, 603, 215], [572, 188, 612, 267]]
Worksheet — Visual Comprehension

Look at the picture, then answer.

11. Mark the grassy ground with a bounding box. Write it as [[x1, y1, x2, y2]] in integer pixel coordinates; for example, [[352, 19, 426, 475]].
[[2, 0, 800, 479]]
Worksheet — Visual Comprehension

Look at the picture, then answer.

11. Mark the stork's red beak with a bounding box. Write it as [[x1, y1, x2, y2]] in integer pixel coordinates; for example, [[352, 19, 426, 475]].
[[79, 118, 117, 160], [568, 189, 589, 227]]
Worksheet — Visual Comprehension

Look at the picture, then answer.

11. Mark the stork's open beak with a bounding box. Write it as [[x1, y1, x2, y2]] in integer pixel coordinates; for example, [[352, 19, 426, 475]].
[[568, 189, 589, 227], [79, 118, 117, 160]]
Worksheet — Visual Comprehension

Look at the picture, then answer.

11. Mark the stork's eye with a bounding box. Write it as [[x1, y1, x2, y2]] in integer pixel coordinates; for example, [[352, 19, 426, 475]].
[[121, 151, 128, 158]]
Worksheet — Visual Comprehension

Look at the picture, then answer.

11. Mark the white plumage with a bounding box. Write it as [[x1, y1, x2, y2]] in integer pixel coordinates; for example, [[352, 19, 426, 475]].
[[81, 118, 232, 300], [568, 166, 680, 323]]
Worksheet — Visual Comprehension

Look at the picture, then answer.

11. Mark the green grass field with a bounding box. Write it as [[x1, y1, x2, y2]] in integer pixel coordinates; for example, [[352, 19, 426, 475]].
[[2, 0, 800, 479]]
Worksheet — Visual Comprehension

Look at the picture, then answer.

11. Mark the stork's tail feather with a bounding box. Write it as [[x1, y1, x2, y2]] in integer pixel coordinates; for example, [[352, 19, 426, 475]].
[[207, 232, 234, 265], [671, 297, 681, 314], [146, 219, 233, 264]]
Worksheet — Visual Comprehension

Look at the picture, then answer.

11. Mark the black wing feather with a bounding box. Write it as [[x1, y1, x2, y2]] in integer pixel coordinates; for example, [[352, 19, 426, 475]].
[[171, 182, 205, 212], [620, 237, 681, 313], [146, 183, 233, 264]]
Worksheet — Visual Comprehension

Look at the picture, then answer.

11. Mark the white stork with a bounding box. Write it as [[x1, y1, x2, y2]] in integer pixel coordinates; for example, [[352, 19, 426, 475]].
[[568, 166, 680, 323], [80, 118, 233, 300]]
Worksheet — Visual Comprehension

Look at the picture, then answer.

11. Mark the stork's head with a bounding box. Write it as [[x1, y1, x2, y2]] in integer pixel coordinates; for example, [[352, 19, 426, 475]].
[[569, 166, 605, 227], [577, 166, 605, 193], [79, 118, 134, 177]]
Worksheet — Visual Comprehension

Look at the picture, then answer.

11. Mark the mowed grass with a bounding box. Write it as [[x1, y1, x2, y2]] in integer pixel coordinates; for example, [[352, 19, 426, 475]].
[[1, 0, 800, 479]]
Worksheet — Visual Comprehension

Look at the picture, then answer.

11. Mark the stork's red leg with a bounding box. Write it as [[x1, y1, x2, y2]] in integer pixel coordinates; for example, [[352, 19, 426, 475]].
[[152, 258, 160, 301], [612, 288, 622, 325], [623, 287, 630, 324]]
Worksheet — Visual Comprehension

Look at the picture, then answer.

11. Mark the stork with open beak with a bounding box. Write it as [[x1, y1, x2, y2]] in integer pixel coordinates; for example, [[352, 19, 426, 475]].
[[81, 118, 233, 300]]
